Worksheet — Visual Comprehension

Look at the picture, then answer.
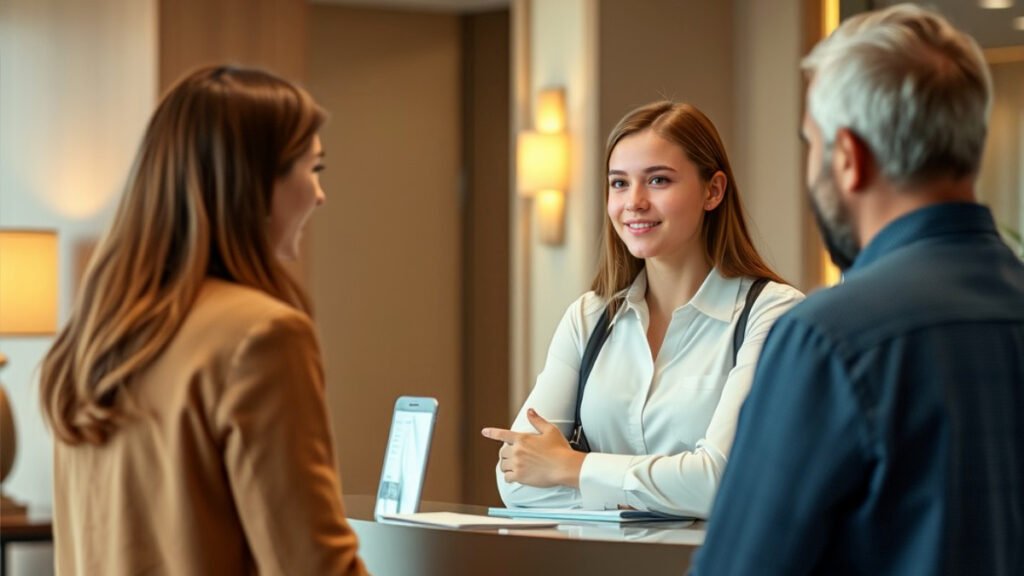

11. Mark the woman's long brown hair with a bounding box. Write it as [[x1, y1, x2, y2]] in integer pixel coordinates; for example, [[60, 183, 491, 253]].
[[592, 101, 785, 314], [40, 65, 325, 445]]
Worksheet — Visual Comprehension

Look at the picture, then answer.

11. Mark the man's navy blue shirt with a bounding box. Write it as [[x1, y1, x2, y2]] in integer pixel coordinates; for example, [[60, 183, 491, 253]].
[[693, 203, 1024, 575]]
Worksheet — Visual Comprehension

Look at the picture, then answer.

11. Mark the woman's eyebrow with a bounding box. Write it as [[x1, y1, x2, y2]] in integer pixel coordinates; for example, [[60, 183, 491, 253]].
[[608, 165, 677, 176]]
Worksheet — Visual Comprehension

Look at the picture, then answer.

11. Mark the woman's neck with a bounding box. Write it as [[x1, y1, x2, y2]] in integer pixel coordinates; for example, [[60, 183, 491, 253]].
[[644, 255, 712, 320]]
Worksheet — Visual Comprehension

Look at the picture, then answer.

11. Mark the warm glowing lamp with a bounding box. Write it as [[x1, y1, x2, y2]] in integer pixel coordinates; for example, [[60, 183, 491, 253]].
[[979, 0, 1013, 9], [0, 229, 58, 516], [518, 87, 570, 246], [535, 189, 566, 245], [517, 131, 569, 195], [535, 89, 567, 133]]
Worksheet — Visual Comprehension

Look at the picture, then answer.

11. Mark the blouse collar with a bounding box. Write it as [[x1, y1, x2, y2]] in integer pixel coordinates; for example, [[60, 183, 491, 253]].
[[618, 267, 742, 324]]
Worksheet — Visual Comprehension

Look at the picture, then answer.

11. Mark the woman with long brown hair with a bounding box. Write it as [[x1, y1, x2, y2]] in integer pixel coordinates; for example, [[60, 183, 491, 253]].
[[483, 101, 804, 518], [40, 65, 366, 575]]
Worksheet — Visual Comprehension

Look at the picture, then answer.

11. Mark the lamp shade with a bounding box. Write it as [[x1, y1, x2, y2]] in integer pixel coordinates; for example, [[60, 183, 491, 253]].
[[0, 230, 58, 335], [517, 131, 569, 195]]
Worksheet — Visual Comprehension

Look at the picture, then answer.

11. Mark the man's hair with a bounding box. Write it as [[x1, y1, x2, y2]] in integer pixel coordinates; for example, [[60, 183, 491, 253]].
[[802, 3, 991, 184]]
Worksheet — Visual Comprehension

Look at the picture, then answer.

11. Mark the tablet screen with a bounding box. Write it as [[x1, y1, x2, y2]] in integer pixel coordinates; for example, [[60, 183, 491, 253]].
[[374, 398, 437, 517]]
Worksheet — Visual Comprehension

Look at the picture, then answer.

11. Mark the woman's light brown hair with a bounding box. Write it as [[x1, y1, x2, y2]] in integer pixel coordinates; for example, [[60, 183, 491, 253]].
[[592, 101, 785, 313], [40, 65, 325, 445]]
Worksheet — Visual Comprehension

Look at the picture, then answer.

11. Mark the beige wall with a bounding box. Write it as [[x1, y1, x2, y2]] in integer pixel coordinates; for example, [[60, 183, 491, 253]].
[[509, 0, 532, 420], [733, 0, 806, 287], [309, 5, 464, 503], [0, 2, 158, 574], [979, 59, 1024, 236]]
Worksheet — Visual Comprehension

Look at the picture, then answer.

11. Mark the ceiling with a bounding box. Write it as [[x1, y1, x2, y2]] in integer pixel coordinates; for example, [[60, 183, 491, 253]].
[[311, 0, 508, 13], [875, 0, 1024, 48]]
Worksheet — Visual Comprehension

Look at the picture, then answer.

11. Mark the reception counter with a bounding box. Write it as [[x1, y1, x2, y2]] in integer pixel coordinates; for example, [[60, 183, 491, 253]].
[[344, 495, 704, 576]]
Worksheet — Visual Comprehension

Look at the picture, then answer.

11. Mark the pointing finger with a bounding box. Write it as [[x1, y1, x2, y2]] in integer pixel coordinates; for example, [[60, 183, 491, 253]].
[[481, 427, 520, 444]]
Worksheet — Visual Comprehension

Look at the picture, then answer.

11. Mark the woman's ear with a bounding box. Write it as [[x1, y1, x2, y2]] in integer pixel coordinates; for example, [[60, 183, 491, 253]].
[[705, 171, 727, 211]]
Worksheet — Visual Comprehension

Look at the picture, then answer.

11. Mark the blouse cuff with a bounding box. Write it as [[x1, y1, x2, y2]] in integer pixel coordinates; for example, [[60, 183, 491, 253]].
[[579, 452, 637, 509]]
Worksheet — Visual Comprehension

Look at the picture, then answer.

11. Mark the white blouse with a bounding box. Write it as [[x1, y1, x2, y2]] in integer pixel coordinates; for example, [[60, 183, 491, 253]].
[[496, 269, 804, 517]]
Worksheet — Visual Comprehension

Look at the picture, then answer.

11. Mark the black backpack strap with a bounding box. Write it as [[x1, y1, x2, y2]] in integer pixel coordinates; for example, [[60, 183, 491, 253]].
[[569, 279, 769, 452], [569, 304, 613, 453], [732, 278, 769, 366]]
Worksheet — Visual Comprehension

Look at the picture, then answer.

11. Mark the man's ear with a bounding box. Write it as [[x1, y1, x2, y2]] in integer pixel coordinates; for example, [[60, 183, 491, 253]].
[[704, 170, 727, 211], [832, 128, 874, 194]]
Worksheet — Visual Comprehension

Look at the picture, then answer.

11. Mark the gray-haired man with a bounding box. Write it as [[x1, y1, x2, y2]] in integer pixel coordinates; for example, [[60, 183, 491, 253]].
[[693, 4, 1024, 575]]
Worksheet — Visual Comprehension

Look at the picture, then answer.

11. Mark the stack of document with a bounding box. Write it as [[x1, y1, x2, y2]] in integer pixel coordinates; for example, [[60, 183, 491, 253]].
[[488, 507, 694, 523], [378, 511, 557, 529]]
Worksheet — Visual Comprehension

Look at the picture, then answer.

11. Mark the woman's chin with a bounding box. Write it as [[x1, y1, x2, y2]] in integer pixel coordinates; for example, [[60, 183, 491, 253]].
[[624, 244, 654, 260]]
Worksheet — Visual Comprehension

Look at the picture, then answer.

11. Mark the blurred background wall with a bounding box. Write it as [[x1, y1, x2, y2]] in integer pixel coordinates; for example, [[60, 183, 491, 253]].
[[0, 1, 157, 573]]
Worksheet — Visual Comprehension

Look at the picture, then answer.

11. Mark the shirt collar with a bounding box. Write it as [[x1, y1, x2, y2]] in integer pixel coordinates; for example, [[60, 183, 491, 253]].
[[850, 202, 999, 274], [690, 268, 741, 322], [623, 270, 648, 311], [620, 267, 740, 324]]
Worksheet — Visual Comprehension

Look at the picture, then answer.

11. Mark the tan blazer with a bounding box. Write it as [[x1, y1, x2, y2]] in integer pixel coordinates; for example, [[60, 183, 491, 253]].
[[53, 279, 367, 575]]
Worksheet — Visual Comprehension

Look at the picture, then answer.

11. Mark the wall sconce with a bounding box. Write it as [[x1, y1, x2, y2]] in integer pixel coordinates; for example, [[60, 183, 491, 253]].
[[518, 87, 569, 245], [0, 229, 58, 516]]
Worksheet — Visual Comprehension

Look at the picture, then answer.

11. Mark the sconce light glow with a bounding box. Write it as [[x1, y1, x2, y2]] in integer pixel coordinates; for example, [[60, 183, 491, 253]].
[[517, 131, 569, 195], [535, 88, 566, 133], [518, 86, 570, 246], [978, 0, 1013, 8], [1015, 15, 1024, 29], [536, 190, 566, 245]]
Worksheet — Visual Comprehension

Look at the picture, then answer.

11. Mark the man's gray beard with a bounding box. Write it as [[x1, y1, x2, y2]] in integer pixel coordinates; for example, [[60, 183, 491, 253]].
[[809, 167, 860, 271]]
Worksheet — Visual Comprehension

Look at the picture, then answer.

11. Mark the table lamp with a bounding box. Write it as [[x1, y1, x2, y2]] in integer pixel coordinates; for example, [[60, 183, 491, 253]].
[[0, 230, 58, 516]]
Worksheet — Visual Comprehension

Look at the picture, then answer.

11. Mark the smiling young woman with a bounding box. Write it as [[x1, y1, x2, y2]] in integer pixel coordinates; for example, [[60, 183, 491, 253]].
[[482, 101, 804, 518]]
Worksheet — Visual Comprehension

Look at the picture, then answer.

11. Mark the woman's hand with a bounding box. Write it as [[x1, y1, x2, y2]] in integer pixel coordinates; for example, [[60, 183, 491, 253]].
[[481, 409, 586, 488]]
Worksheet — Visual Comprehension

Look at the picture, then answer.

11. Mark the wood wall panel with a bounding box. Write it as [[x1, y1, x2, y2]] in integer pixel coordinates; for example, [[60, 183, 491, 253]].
[[158, 0, 307, 93], [309, 5, 464, 503], [462, 10, 510, 506]]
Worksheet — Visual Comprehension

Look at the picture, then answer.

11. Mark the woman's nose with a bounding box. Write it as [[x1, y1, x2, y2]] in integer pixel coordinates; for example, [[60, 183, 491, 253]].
[[626, 186, 648, 211], [315, 186, 326, 207]]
